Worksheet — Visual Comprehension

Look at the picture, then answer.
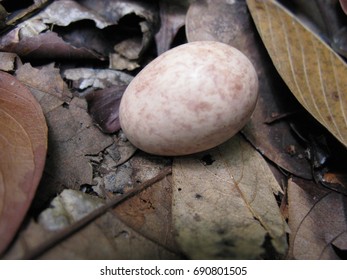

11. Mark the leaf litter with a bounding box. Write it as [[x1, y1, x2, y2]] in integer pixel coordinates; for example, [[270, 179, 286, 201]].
[[0, 0, 347, 260]]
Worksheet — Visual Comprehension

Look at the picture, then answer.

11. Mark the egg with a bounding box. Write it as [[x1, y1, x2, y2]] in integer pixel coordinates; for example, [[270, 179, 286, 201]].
[[119, 41, 258, 156]]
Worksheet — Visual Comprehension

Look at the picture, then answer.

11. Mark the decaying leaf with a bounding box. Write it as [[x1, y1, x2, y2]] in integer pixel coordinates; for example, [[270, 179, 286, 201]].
[[288, 178, 347, 259], [0, 71, 47, 254], [4, 156, 176, 259], [247, 0, 347, 148], [172, 134, 288, 259], [15, 63, 113, 209], [16, 63, 72, 110], [115, 176, 176, 252], [5, 206, 178, 259], [186, 0, 311, 179]]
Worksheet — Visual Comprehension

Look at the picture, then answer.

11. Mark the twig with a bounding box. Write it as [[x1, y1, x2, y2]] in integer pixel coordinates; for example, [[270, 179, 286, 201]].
[[22, 166, 172, 260]]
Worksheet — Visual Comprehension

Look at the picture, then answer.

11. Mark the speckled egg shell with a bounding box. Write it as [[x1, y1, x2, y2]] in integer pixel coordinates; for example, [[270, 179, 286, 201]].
[[119, 41, 258, 156]]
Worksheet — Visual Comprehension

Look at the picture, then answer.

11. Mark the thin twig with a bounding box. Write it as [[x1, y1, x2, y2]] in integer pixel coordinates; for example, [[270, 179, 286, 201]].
[[22, 166, 172, 260]]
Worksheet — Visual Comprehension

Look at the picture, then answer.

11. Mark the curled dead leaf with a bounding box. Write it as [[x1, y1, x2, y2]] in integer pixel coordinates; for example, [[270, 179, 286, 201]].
[[86, 85, 127, 133]]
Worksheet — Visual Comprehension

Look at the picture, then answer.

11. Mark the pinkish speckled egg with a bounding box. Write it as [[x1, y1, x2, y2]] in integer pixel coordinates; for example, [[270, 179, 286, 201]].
[[119, 41, 258, 156]]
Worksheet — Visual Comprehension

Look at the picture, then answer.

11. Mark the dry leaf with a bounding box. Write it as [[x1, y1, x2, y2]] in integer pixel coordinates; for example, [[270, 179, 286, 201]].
[[186, 0, 311, 179], [79, 0, 159, 68], [247, 0, 347, 147], [15, 64, 113, 209], [16, 63, 72, 110], [288, 178, 347, 259], [155, 1, 188, 55], [0, 71, 47, 254], [0, 0, 109, 60], [44, 97, 114, 187], [4, 159, 177, 259], [5, 210, 178, 259], [0, 31, 104, 60], [115, 173, 178, 254], [172, 134, 288, 259]]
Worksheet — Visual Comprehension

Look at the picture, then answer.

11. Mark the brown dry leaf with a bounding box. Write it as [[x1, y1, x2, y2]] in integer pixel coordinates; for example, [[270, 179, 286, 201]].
[[186, 0, 311, 179], [288, 178, 347, 259], [155, 0, 188, 55], [115, 176, 177, 255], [4, 193, 178, 260], [15, 63, 113, 208], [247, 0, 347, 148], [4, 155, 177, 259], [172, 134, 288, 259], [79, 0, 159, 69], [0, 71, 47, 254]]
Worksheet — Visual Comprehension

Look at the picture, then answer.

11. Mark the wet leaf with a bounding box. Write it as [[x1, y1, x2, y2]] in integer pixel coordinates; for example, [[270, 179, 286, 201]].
[[172, 134, 288, 259], [186, 0, 311, 179], [288, 178, 347, 259], [247, 0, 347, 148], [0, 71, 47, 254]]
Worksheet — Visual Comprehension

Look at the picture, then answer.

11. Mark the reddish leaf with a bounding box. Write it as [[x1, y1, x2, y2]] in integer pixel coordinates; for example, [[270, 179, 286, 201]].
[[0, 71, 47, 254], [86, 85, 127, 133]]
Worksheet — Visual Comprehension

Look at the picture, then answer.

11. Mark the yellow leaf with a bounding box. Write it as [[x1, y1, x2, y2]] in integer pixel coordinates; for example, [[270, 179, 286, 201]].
[[247, 0, 347, 147]]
